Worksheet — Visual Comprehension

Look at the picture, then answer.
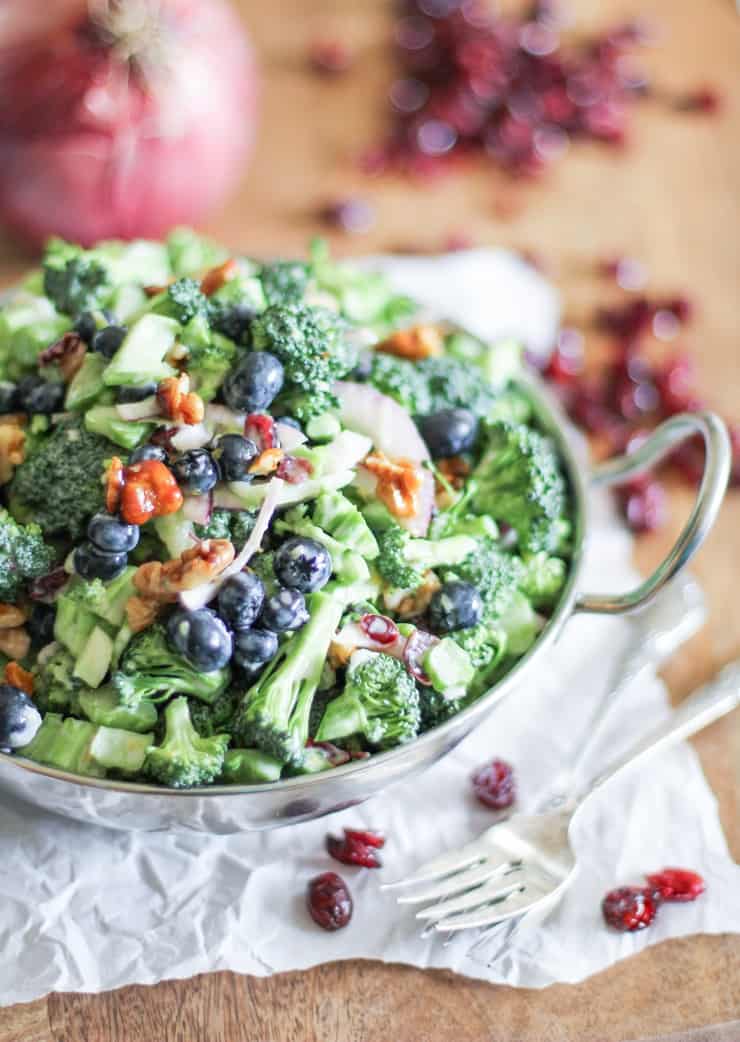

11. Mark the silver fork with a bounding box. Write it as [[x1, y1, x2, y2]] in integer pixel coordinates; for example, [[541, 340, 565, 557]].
[[384, 662, 740, 934]]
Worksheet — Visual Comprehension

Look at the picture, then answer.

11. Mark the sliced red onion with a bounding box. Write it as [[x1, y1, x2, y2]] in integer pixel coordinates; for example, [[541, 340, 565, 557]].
[[275, 420, 308, 450], [179, 477, 284, 610], [330, 620, 408, 663], [170, 422, 212, 452], [403, 629, 439, 685], [204, 403, 246, 431], [360, 613, 399, 646], [181, 492, 213, 526], [308, 740, 351, 767], [28, 566, 70, 602], [335, 380, 433, 536], [115, 397, 160, 421]]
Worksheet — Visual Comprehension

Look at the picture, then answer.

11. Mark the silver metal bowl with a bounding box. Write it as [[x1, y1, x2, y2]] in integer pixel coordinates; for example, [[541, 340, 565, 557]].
[[0, 381, 729, 832]]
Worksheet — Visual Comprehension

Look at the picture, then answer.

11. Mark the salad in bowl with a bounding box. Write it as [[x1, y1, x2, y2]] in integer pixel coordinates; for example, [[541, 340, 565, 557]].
[[0, 230, 572, 790]]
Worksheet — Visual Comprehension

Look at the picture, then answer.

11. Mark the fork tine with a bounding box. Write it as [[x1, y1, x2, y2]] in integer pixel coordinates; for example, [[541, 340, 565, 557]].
[[381, 838, 489, 890], [396, 853, 518, 905], [416, 872, 525, 922], [433, 877, 553, 932]]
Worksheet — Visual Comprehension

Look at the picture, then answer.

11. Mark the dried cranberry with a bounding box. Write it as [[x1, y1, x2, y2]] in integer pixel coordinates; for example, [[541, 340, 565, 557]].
[[327, 827, 385, 869], [676, 87, 722, 115], [307, 871, 353, 931], [617, 478, 667, 533], [244, 413, 276, 451], [403, 629, 438, 684], [664, 295, 694, 324], [646, 867, 705, 903], [360, 613, 400, 646], [472, 758, 516, 810], [602, 886, 660, 931], [28, 567, 69, 602], [276, 455, 313, 484], [655, 354, 698, 416], [320, 197, 376, 234], [309, 39, 353, 76], [544, 328, 584, 384]]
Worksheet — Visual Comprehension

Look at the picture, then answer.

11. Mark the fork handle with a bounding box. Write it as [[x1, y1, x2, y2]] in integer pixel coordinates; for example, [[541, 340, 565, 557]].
[[574, 661, 740, 802]]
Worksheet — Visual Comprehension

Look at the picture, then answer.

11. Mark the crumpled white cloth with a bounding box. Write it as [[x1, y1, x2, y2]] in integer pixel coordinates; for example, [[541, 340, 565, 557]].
[[1, 251, 738, 1006]]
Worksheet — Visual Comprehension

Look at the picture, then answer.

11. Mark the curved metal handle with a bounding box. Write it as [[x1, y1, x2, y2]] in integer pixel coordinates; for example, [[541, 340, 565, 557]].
[[575, 411, 730, 616]]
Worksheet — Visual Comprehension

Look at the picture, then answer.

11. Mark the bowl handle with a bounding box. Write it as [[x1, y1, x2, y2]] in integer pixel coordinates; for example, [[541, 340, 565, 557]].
[[574, 411, 731, 615]]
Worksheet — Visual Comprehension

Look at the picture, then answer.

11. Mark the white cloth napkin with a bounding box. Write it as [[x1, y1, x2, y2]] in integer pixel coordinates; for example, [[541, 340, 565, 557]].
[[1, 252, 738, 1006]]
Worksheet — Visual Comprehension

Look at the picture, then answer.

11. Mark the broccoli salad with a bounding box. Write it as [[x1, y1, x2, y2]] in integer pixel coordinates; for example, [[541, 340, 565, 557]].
[[0, 230, 572, 788]]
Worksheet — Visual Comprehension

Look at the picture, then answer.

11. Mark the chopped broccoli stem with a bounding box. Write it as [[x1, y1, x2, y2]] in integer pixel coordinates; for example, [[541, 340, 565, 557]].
[[373, 521, 475, 592]]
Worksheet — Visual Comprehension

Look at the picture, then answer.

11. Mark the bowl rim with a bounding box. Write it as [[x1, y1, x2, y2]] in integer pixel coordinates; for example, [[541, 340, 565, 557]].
[[1, 375, 588, 798]]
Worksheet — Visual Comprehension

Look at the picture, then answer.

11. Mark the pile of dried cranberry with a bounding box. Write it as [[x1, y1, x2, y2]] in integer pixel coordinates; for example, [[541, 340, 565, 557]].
[[602, 867, 705, 931], [537, 274, 739, 533]]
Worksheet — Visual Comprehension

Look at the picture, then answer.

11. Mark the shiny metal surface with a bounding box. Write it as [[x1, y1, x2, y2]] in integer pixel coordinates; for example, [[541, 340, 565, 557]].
[[0, 386, 729, 833]]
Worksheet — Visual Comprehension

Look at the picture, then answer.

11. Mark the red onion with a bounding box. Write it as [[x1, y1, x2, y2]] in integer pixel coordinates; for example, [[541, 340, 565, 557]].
[[181, 492, 212, 526], [0, 0, 258, 247], [170, 422, 212, 452], [115, 396, 160, 421]]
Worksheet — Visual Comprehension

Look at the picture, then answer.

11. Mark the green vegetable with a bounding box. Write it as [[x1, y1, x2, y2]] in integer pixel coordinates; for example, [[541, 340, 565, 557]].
[[65, 353, 107, 411], [274, 496, 378, 584], [0, 509, 56, 603], [0, 293, 68, 381], [234, 590, 344, 764], [315, 649, 420, 751], [260, 260, 310, 306], [374, 521, 475, 592], [78, 685, 158, 733], [18, 713, 152, 777], [144, 696, 228, 788], [221, 747, 283, 784], [84, 404, 154, 449], [10, 422, 116, 538], [251, 303, 356, 422], [54, 586, 99, 658], [423, 637, 475, 696], [42, 239, 110, 316], [471, 421, 567, 554], [366, 353, 497, 419], [34, 647, 86, 716], [150, 277, 208, 325], [73, 626, 113, 688], [194, 507, 257, 548], [519, 552, 567, 610], [112, 624, 231, 709], [188, 689, 238, 737], [167, 227, 228, 277], [180, 315, 237, 401], [102, 314, 178, 387], [309, 238, 415, 330], [419, 686, 462, 731]]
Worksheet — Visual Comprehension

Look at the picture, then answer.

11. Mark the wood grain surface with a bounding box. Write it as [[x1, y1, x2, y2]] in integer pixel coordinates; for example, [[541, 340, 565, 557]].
[[0, 0, 739, 1039]]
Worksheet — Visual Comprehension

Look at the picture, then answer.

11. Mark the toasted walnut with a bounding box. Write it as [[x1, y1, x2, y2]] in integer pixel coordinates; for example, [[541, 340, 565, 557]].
[[363, 452, 423, 519], [105, 456, 125, 514], [395, 572, 442, 619], [39, 331, 87, 381], [125, 595, 161, 633], [4, 660, 34, 696], [133, 539, 235, 603], [376, 324, 444, 361], [0, 414, 27, 428], [0, 603, 27, 630], [249, 447, 285, 477], [200, 258, 238, 296], [157, 374, 204, 425], [0, 627, 30, 661], [437, 455, 470, 491], [143, 283, 172, 297], [0, 424, 25, 485]]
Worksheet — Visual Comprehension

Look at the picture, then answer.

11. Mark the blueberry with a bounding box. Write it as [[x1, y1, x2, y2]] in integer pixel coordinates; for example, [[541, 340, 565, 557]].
[[428, 580, 484, 634], [417, 408, 479, 459], [214, 434, 259, 482], [130, 443, 168, 464], [28, 603, 56, 647], [0, 684, 42, 751], [274, 537, 332, 593], [260, 588, 309, 632], [171, 449, 220, 494], [0, 382, 17, 414], [233, 627, 279, 670], [116, 382, 158, 404], [210, 302, 255, 344], [351, 350, 373, 381], [166, 608, 233, 671], [15, 376, 65, 415], [92, 324, 127, 359], [73, 541, 128, 582], [73, 311, 97, 345], [87, 512, 139, 554], [222, 351, 284, 413], [217, 571, 265, 631]]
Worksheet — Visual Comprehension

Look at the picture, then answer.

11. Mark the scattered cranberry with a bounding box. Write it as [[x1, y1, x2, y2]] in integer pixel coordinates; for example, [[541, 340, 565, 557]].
[[472, 758, 516, 810], [443, 230, 474, 251], [309, 39, 353, 76], [319, 196, 376, 234], [327, 827, 386, 869], [602, 885, 661, 931], [646, 868, 705, 903], [244, 413, 276, 451], [599, 256, 648, 292], [307, 871, 353, 931], [676, 87, 722, 115], [403, 629, 438, 684], [360, 613, 400, 646], [276, 455, 313, 484], [617, 478, 667, 533], [544, 328, 584, 384], [664, 294, 694, 324], [655, 353, 698, 415]]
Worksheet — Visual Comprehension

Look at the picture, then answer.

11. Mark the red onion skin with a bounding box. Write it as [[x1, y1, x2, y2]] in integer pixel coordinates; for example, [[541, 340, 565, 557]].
[[0, 0, 259, 247]]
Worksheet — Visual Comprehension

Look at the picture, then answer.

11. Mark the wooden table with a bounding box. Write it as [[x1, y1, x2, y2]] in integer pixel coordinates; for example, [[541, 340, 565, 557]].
[[1, 0, 739, 1038]]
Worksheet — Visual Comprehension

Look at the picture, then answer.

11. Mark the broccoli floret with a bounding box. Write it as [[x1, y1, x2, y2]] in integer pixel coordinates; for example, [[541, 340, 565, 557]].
[[374, 522, 476, 592], [144, 696, 228, 788], [311, 491, 379, 559], [448, 624, 499, 671], [260, 261, 311, 305], [34, 646, 85, 716], [167, 228, 228, 277], [315, 649, 420, 751], [0, 509, 56, 603], [309, 238, 416, 330], [184, 325, 237, 401], [519, 552, 567, 610], [419, 687, 461, 731], [251, 303, 357, 422], [471, 422, 567, 554], [233, 590, 345, 764], [188, 689, 238, 737], [42, 240, 111, 316], [10, 422, 117, 539], [151, 277, 208, 325], [194, 507, 257, 548], [221, 747, 283, 783], [366, 354, 497, 419], [112, 624, 231, 709]]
